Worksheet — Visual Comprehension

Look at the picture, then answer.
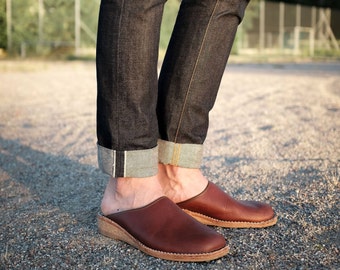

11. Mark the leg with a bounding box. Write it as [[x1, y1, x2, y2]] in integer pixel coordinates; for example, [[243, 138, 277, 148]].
[[157, 0, 277, 228], [97, 0, 163, 178], [96, 0, 229, 261], [158, 0, 248, 199], [97, 0, 165, 214], [158, 0, 248, 146]]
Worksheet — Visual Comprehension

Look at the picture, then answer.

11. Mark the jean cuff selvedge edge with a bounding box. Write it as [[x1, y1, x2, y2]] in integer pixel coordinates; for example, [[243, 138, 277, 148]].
[[97, 144, 158, 178], [158, 139, 203, 168]]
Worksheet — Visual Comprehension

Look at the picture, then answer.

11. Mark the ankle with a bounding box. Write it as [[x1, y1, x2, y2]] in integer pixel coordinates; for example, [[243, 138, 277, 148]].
[[158, 164, 208, 203], [158, 164, 207, 183], [101, 176, 164, 215]]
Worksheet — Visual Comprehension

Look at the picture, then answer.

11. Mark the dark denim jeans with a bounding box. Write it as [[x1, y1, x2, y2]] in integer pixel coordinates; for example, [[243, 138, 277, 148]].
[[96, 0, 249, 177]]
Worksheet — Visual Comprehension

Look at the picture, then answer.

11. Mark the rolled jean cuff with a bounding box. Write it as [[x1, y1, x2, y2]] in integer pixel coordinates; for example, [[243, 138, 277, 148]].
[[158, 139, 203, 168], [97, 144, 158, 178]]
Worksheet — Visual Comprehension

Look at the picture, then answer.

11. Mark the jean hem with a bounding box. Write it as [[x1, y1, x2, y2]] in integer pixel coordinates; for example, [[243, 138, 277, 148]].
[[97, 144, 158, 178], [158, 139, 203, 168]]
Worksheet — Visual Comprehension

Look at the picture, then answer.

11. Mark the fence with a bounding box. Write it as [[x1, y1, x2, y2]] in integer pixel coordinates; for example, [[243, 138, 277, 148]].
[[3, 0, 340, 58], [238, 0, 340, 56]]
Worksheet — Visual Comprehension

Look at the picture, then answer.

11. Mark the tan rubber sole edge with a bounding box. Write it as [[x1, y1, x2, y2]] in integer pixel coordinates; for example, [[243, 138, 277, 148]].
[[183, 209, 278, 229], [97, 214, 229, 262]]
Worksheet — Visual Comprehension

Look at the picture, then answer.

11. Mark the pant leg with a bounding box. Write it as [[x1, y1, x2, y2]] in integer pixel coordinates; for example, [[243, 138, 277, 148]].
[[96, 0, 166, 177], [157, 0, 249, 168]]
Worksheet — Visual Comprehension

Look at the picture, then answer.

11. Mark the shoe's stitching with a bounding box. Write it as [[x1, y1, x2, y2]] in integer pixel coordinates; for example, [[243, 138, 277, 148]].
[[137, 241, 229, 257], [183, 209, 278, 225]]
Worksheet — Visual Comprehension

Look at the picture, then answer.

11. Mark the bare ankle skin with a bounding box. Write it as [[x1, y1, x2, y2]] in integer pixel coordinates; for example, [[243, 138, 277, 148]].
[[101, 165, 210, 215], [101, 175, 164, 215], [157, 163, 208, 203]]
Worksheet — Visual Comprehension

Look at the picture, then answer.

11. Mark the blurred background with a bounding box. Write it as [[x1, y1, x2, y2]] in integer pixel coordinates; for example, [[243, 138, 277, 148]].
[[0, 0, 339, 61], [1, 2, 339, 268]]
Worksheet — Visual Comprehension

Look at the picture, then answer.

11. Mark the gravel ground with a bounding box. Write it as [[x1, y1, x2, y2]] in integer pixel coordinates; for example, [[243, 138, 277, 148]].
[[0, 60, 339, 269]]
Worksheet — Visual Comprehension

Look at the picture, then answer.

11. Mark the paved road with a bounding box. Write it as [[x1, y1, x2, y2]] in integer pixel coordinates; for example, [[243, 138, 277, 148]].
[[1, 61, 339, 269]]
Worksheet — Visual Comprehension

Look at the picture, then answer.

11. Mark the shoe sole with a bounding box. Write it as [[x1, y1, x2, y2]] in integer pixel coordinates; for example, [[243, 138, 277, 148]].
[[183, 209, 278, 228], [97, 214, 230, 262]]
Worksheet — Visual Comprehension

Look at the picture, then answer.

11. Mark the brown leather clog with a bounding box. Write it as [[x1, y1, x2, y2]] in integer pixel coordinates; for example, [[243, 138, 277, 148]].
[[177, 182, 277, 228], [98, 196, 229, 262]]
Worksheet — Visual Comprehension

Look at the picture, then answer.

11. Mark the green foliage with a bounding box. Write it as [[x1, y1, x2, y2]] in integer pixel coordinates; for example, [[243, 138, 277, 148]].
[[242, 0, 260, 32], [11, 0, 38, 52], [314, 48, 340, 58], [1, 0, 100, 56], [0, 0, 242, 57], [42, 0, 74, 43], [0, 0, 6, 49], [160, 0, 180, 51], [3, 0, 337, 59]]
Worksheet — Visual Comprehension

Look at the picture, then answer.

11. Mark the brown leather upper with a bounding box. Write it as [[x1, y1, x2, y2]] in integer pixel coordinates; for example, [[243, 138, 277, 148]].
[[106, 197, 226, 254], [177, 182, 275, 223]]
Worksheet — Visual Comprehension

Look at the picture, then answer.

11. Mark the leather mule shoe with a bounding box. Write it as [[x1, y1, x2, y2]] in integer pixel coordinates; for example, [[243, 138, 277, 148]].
[[97, 197, 229, 262], [177, 182, 277, 228]]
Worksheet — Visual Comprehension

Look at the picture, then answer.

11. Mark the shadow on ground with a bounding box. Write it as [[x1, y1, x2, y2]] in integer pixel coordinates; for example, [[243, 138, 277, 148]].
[[1, 137, 339, 269]]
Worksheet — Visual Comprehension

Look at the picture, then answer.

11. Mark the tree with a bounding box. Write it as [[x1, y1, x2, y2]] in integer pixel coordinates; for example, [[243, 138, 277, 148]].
[[0, 0, 101, 56]]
